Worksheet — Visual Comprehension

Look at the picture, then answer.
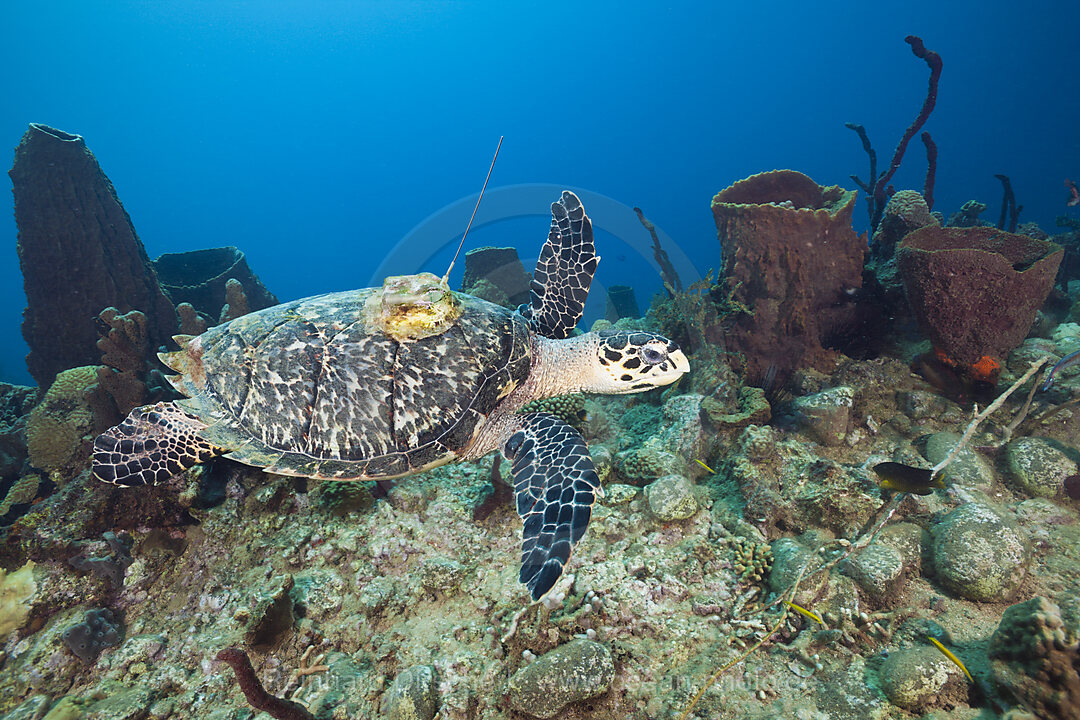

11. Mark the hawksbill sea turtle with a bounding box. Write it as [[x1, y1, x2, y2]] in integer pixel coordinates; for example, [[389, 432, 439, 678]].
[[92, 191, 689, 600]]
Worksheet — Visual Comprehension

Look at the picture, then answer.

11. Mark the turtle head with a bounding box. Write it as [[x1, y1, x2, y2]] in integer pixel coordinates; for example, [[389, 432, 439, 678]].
[[590, 330, 689, 394]]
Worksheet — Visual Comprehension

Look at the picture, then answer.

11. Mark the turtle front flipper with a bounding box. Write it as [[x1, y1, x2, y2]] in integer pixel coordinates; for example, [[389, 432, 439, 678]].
[[502, 412, 601, 600], [520, 191, 599, 339], [92, 402, 222, 486]]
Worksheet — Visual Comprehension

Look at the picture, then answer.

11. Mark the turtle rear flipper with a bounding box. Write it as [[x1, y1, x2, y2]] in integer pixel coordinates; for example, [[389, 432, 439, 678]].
[[92, 402, 222, 486], [520, 191, 599, 339], [502, 412, 601, 600]]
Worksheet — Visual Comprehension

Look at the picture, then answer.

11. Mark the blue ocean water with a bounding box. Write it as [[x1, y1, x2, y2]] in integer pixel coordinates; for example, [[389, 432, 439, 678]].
[[1, 1, 1077, 386]]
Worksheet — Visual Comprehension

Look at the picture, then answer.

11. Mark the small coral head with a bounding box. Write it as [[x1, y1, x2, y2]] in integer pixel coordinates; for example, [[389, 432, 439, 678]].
[[592, 330, 688, 393]]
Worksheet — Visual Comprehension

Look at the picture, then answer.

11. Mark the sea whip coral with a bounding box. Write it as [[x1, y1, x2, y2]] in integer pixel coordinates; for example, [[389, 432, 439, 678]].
[[872, 36, 943, 226], [848, 36, 942, 229]]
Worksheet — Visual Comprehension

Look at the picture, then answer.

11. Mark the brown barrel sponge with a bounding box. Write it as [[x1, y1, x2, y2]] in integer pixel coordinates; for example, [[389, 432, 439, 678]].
[[712, 170, 866, 377], [897, 226, 1062, 366]]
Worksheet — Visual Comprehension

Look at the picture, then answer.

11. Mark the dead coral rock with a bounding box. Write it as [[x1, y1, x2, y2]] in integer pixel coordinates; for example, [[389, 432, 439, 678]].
[[845, 543, 905, 603], [11, 124, 176, 388], [932, 503, 1029, 602], [767, 537, 828, 607], [726, 424, 878, 537], [925, 431, 996, 492], [989, 595, 1080, 720], [383, 664, 438, 720], [792, 386, 854, 446], [700, 386, 771, 431], [1004, 436, 1079, 499], [242, 573, 295, 648], [644, 474, 699, 521], [897, 226, 1063, 366], [507, 639, 614, 719], [712, 169, 866, 377], [879, 644, 967, 712]]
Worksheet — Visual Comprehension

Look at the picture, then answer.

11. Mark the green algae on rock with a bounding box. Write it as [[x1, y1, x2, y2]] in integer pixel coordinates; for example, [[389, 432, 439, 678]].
[[932, 503, 1029, 602], [792, 385, 854, 446], [925, 431, 996, 492], [383, 665, 438, 720], [507, 639, 614, 718], [644, 474, 698, 521], [846, 543, 905, 603], [878, 645, 967, 712]]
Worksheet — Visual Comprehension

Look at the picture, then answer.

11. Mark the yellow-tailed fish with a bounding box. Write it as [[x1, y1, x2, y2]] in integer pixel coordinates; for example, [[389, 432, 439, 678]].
[[928, 637, 973, 682], [872, 462, 946, 496], [695, 459, 716, 474], [782, 600, 824, 625]]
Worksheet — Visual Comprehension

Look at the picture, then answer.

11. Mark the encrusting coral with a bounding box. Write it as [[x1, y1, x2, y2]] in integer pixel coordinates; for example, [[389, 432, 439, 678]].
[[25, 366, 107, 478], [60, 607, 122, 663], [0, 560, 36, 635], [0, 472, 40, 516]]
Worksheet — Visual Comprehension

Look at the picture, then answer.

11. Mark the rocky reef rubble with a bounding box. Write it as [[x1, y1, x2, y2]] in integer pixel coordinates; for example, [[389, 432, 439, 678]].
[[0, 311, 1077, 720]]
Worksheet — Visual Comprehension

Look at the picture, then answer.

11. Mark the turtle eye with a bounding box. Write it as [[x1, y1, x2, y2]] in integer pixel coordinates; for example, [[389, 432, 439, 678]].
[[641, 345, 666, 365]]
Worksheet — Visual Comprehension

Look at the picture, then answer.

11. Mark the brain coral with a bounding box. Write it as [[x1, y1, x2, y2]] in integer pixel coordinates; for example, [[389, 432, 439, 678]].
[[26, 365, 102, 476]]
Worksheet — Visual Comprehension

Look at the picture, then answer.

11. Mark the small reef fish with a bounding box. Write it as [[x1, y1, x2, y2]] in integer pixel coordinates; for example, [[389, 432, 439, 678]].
[[695, 459, 716, 474], [872, 462, 945, 496], [783, 600, 824, 625], [1040, 348, 1080, 391], [928, 637, 974, 682], [1067, 178, 1080, 207]]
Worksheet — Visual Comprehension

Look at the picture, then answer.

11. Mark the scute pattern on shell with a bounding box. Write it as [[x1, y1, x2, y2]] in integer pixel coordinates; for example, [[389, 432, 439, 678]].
[[159, 289, 532, 479]]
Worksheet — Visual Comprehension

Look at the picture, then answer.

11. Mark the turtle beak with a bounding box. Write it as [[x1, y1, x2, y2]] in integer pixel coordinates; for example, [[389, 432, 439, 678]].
[[669, 348, 690, 377]]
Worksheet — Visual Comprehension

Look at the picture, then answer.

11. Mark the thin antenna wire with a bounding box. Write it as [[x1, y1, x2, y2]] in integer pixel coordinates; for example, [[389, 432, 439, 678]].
[[442, 135, 503, 285]]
